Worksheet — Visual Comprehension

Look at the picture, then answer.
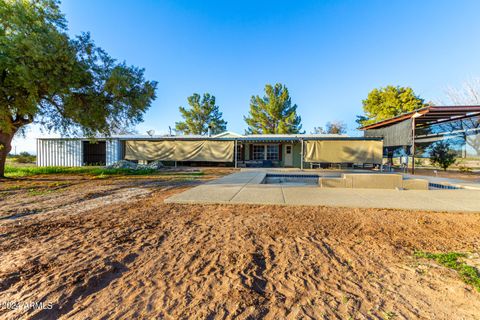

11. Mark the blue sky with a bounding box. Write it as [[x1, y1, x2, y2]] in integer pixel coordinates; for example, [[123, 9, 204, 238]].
[[13, 0, 480, 153]]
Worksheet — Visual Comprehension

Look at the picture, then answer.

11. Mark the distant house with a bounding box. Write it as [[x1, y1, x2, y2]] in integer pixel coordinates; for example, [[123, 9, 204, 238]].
[[36, 131, 383, 169]]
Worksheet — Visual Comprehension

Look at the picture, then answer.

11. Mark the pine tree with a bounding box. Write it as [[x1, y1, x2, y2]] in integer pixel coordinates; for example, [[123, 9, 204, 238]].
[[244, 83, 303, 134], [175, 93, 227, 135]]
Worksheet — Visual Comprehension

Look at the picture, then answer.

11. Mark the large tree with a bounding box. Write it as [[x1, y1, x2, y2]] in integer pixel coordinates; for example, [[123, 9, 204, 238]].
[[0, 0, 157, 176], [244, 83, 303, 134], [175, 93, 227, 135], [357, 85, 425, 126]]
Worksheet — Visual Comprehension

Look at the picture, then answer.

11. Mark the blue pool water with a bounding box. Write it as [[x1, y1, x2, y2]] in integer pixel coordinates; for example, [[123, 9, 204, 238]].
[[262, 174, 319, 185], [262, 173, 463, 190]]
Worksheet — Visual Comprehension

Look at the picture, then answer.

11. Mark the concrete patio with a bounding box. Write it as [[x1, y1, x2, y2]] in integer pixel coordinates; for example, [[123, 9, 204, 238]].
[[165, 170, 480, 212]]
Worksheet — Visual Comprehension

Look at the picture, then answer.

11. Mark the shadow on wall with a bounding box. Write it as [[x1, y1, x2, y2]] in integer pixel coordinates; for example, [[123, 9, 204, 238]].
[[340, 146, 382, 165]]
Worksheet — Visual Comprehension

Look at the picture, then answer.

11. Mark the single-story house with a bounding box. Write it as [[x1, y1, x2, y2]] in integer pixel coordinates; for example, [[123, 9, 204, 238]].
[[36, 131, 383, 169]]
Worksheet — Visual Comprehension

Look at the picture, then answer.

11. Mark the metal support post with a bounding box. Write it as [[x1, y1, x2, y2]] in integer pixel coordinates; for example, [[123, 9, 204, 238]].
[[300, 139, 304, 170]]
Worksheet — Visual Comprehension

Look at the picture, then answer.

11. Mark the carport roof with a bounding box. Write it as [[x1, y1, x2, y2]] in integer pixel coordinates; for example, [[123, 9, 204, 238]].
[[359, 105, 480, 130]]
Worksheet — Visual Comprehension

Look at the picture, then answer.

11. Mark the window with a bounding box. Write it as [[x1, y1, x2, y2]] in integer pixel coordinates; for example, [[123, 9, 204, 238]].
[[266, 145, 279, 160], [252, 145, 265, 160], [252, 144, 279, 160], [286, 145, 292, 154], [236, 144, 244, 161]]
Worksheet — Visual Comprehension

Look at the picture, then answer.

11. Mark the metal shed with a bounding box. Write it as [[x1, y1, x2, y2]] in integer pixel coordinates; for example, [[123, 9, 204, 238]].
[[37, 138, 123, 167]]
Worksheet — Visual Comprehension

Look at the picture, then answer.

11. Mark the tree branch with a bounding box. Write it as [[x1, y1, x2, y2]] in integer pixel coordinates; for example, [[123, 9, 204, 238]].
[[12, 114, 33, 127]]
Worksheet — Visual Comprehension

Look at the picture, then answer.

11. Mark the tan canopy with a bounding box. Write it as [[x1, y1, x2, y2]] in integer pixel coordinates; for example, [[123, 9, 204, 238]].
[[304, 140, 383, 164], [125, 140, 234, 162], [125, 140, 175, 161]]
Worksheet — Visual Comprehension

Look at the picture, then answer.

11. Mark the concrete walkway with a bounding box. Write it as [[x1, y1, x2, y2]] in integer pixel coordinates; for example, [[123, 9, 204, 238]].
[[165, 170, 480, 212]]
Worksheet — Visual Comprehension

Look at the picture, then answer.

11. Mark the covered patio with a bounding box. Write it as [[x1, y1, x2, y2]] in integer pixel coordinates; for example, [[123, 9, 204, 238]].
[[362, 105, 480, 173], [233, 136, 299, 168]]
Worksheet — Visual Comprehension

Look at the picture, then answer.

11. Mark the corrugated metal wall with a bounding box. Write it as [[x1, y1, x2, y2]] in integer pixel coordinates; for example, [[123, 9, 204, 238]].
[[364, 119, 412, 147], [37, 138, 122, 167], [36, 139, 83, 167], [106, 139, 122, 165]]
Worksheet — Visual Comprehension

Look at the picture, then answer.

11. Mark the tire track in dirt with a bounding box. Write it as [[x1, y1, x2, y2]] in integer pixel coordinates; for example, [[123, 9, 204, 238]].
[[1, 178, 480, 319]]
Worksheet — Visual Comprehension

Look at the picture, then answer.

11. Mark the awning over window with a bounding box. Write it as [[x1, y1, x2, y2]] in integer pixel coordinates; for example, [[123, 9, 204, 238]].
[[125, 140, 234, 162], [304, 140, 383, 163]]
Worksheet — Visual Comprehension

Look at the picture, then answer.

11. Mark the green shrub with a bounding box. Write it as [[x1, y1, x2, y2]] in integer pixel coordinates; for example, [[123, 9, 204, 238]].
[[14, 152, 36, 163], [458, 165, 472, 173], [429, 141, 456, 171]]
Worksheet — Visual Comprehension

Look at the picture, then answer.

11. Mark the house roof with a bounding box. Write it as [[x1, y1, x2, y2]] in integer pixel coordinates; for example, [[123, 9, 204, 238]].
[[360, 105, 480, 130], [37, 132, 382, 141]]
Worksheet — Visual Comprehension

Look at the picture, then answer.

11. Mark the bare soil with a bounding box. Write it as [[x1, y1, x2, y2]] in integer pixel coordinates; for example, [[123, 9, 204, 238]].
[[1, 169, 480, 319]]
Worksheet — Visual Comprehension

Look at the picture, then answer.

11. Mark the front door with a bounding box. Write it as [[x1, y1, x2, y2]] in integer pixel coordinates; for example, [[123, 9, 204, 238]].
[[284, 144, 293, 167]]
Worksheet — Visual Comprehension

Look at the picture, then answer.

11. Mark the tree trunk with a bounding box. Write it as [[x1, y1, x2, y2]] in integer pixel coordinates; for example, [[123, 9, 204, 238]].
[[0, 131, 14, 178]]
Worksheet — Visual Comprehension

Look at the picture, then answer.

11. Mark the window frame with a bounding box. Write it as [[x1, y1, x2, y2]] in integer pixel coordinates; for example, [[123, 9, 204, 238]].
[[251, 144, 280, 161], [252, 144, 265, 160], [266, 144, 279, 160]]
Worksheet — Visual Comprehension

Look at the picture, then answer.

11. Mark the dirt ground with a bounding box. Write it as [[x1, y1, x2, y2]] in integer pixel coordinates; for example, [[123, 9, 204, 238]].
[[1, 169, 480, 319]]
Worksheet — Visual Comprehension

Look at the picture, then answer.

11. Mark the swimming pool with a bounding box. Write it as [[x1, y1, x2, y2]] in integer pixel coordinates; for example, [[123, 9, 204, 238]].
[[262, 174, 319, 186], [262, 173, 462, 190], [428, 182, 462, 190]]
